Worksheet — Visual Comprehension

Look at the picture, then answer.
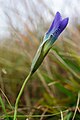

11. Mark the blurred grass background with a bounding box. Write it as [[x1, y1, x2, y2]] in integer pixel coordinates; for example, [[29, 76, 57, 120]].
[[0, 0, 80, 120]]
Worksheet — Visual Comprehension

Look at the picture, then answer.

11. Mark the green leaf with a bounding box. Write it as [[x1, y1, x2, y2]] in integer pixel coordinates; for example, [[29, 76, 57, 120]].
[[0, 96, 9, 120], [64, 112, 72, 120], [55, 83, 73, 97]]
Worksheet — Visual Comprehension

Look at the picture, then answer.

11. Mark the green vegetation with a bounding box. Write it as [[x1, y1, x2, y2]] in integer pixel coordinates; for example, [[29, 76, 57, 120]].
[[0, 26, 80, 120]]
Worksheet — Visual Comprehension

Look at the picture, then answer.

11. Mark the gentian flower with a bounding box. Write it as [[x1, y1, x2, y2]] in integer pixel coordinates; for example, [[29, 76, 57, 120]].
[[31, 12, 69, 74], [44, 12, 69, 41]]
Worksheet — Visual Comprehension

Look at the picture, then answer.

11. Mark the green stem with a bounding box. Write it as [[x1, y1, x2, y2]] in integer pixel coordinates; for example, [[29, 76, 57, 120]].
[[13, 72, 32, 120]]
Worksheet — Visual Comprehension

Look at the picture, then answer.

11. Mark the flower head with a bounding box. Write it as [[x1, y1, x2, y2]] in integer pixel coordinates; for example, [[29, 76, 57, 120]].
[[44, 12, 69, 41], [31, 12, 69, 74]]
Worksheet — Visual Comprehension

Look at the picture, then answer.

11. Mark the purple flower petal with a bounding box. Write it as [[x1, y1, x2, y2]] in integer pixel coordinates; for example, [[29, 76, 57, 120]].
[[59, 17, 69, 33], [52, 17, 69, 38], [53, 12, 62, 27], [46, 12, 62, 34]]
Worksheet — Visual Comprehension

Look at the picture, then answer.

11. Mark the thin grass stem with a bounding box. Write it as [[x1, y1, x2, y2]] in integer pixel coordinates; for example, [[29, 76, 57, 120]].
[[13, 72, 32, 120]]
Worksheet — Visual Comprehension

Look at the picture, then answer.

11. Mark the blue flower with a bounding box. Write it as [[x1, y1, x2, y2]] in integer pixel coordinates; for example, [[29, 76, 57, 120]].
[[31, 12, 69, 74], [44, 12, 69, 42]]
